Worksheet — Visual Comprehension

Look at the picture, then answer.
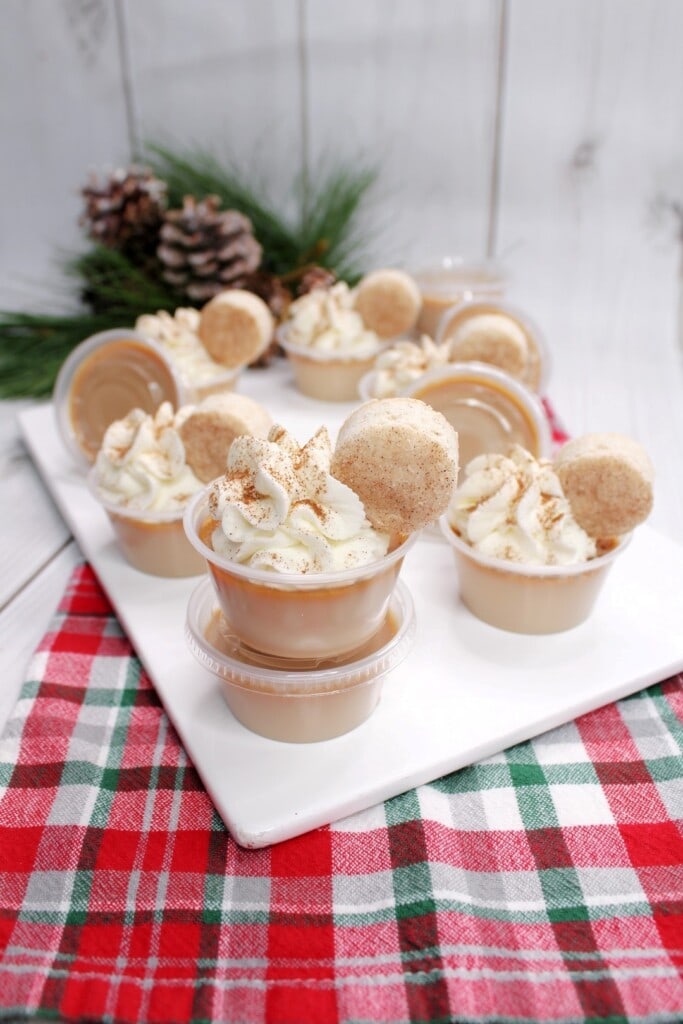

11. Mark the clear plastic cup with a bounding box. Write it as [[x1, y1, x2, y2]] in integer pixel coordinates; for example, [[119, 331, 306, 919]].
[[88, 470, 205, 578], [439, 516, 629, 634], [53, 329, 183, 469], [185, 575, 416, 742], [436, 298, 549, 393], [404, 362, 551, 467], [412, 257, 507, 339], [183, 490, 417, 659], [278, 328, 384, 402]]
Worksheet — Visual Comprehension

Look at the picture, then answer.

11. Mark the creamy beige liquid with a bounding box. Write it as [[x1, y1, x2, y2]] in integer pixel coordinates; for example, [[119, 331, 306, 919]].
[[205, 609, 399, 742], [107, 511, 206, 578], [207, 554, 404, 659], [286, 351, 376, 402], [411, 374, 540, 466], [206, 608, 399, 670], [448, 533, 617, 634], [69, 337, 179, 461]]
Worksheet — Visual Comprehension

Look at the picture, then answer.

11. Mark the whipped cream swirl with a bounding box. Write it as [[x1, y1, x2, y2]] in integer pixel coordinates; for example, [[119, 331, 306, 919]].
[[208, 425, 389, 573], [369, 335, 451, 397], [136, 308, 231, 384], [94, 402, 202, 512], [448, 445, 596, 565], [283, 282, 380, 358]]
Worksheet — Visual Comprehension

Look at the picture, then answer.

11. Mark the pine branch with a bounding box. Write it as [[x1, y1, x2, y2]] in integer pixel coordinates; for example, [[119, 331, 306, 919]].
[[146, 143, 302, 275]]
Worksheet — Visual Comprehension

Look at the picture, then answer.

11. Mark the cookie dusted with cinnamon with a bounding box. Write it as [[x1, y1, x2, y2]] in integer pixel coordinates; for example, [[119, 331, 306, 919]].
[[554, 432, 654, 538], [331, 397, 459, 536], [180, 392, 272, 483], [354, 269, 422, 339], [198, 289, 274, 369]]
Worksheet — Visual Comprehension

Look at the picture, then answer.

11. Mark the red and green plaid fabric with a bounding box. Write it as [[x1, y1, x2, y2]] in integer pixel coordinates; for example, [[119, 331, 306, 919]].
[[1, 564, 682, 1023]]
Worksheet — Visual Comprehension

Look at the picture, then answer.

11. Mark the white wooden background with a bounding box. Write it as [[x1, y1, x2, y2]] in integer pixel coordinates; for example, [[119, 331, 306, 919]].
[[2, 0, 683, 728]]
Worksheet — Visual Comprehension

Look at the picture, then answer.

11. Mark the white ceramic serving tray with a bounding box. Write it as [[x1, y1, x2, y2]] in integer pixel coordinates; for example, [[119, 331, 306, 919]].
[[20, 369, 683, 848]]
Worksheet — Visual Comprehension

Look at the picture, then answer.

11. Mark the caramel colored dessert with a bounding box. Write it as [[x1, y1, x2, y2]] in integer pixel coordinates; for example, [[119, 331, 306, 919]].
[[202, 525, 411, 659], [107, 509, 206, 578], [204, 609, 400, 742], [409, 370, 542, 467], [68, 336, 179, 462]]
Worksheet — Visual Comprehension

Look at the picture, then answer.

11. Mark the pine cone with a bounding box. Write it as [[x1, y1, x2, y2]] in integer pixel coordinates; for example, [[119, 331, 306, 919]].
[[80, 166, 167, 249], [296, 266, 337, 295], [157, 195, 262, 302]]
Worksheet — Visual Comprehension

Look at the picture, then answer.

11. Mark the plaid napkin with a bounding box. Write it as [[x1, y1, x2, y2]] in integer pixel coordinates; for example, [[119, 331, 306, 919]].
[[1, 563, 682, 1024]]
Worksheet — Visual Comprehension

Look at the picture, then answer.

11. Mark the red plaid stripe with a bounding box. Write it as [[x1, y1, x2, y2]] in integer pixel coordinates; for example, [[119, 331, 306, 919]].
[[2, 561, 683, 1023]]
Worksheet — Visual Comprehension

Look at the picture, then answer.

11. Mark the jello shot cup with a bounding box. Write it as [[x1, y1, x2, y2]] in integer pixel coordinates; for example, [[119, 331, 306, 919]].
[[185, 575, 416, 742], [412, 257, 507, 338], [436, 298, 549, 392], [184, 490, 417, 659], [405, 362, 551, 468], [89, 471, 206, 578], [278, 329, 384, 402], [54, 329, 183, 469], [439, 516, 628, 634]]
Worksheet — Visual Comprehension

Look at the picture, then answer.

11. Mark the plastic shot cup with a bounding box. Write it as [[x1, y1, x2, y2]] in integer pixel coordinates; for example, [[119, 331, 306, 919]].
[[436, 298, 549, 393], [54, 329, 183, 469], [278, 328, 384, 402], [88, 470, 205, 578], [412, 257, 507, 338], [185, 575, 416, 742], [184, 490, 417, 660], [404, 362, 551, 468], [439, 515, 629, 634]]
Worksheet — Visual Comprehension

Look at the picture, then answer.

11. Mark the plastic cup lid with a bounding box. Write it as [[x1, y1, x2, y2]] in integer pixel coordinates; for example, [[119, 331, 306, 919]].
[[404, 361, 552, 466], [53, 329, 183, 468]]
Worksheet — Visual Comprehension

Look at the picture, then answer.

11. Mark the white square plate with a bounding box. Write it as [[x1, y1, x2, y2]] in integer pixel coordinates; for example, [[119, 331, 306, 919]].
[[20, 369, 683, 848]]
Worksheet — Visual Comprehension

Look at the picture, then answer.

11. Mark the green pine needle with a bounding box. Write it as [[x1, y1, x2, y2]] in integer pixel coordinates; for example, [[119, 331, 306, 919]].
[[146, 142, 378, 281]]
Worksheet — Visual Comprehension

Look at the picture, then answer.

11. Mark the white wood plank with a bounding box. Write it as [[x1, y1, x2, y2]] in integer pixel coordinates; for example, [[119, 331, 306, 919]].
[[0, 542, 82, 736], [123, 0, 302, 219], [0, 400, 71, 609], [304, 0, 502, 267], [0, 0, 131, 310], [496, 0, 683, 545]]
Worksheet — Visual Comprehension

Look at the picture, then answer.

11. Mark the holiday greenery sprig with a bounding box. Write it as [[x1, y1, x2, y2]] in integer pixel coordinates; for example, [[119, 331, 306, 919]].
[[0, 145, 378, 397]]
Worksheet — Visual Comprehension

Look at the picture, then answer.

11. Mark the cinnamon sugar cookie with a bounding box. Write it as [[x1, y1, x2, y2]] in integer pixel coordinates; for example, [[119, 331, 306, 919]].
[[331, 397, 459, 536], [554, 432, 654, 538]]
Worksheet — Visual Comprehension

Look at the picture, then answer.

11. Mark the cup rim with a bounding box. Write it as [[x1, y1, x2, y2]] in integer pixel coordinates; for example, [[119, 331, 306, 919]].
[[438, 514, 631, 578], [53, 328, 184, 469], [185, 575, 416, 693], [87, 465, 193, 523], [276, 324, 385, 364], [183, 488, 416, 588], [402, 360, 553, 458], [412, 255, 507, 286]]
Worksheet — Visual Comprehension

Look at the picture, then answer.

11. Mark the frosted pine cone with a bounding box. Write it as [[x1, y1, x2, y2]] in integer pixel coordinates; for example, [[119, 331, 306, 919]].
[[157, 195, 262, 302]]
